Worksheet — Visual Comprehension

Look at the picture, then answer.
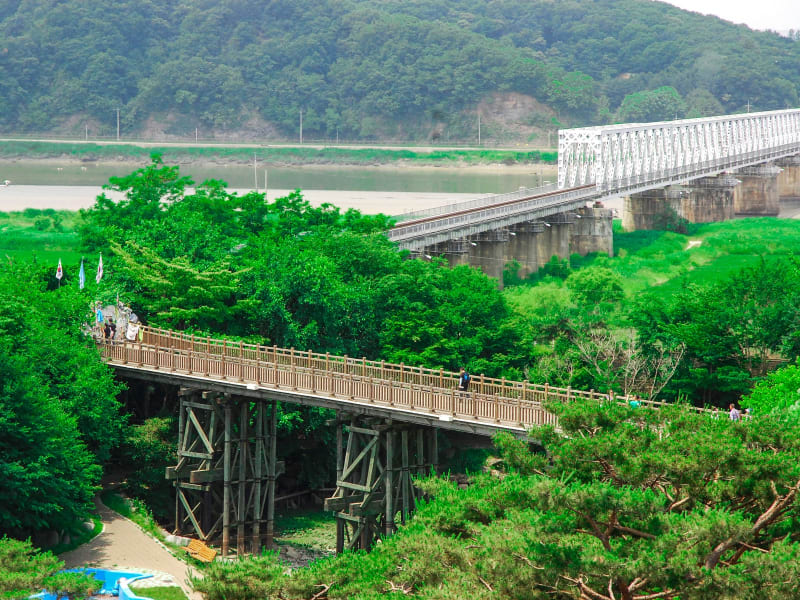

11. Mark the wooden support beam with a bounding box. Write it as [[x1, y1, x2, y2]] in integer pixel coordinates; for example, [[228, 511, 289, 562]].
[[190, 468, 224, 484]]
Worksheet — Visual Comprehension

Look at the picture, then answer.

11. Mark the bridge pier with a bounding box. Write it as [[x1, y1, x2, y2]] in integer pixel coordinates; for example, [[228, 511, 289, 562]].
[[622, 186, 685, 231], [505, 222, 544, 279], [428, 208, 612, 284], [777, 156, 800, 200], [168, 389, 281, 556], [683, 175, 738, 223], [569, 206, 613, 257], [622, 175, 738, 231], [325, 415, 438, 553], [536, 215, 572, 267], [465, 230, 509, 288], [734, 164, 781, 216]]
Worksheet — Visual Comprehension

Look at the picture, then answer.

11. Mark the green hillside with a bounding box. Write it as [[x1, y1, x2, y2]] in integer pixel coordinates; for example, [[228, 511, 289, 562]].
[[0, 0, 798, 140]]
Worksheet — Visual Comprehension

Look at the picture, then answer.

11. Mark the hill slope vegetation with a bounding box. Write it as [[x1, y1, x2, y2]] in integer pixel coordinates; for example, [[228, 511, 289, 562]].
[[1, 0, 798, 140]]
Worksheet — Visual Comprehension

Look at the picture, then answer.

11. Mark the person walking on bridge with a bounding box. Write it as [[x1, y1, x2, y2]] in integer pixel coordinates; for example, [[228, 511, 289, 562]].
[[458, 367, 471, 392]]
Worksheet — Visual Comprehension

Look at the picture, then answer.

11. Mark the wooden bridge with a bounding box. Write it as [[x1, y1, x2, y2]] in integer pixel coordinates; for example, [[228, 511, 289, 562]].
[[97, 325, 668, 555], [98, 325, 665, 435]]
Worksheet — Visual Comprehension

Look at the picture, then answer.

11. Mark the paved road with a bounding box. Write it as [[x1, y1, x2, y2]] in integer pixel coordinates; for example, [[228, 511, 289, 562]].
[[61, 498, 202, 600]]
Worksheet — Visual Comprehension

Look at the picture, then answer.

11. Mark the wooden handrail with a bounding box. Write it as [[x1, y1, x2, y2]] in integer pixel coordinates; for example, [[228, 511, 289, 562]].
[[98, 325, 706, 433]]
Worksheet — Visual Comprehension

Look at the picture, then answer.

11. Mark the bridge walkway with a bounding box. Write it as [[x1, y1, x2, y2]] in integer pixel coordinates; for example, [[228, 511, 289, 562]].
[[100, 326, 680, 436]]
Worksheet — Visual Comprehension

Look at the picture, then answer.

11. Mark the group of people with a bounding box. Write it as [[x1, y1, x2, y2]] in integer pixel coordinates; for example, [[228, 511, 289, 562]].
[[94, 301, 141, 342], [710, 404, 752, 421]]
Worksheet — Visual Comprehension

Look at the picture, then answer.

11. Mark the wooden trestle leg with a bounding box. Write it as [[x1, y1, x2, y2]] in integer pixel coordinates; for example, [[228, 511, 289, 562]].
[[167, 390, 281, 556], [325, 415, 439, 552]]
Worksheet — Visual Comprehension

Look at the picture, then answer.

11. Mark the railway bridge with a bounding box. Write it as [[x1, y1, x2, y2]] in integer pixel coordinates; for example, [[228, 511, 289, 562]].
[[100, 327, 673, 556], [389, 109, 800, 284]]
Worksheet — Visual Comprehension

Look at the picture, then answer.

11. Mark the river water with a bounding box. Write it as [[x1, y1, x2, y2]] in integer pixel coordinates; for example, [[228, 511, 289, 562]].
[[0, 161, 556, 215]]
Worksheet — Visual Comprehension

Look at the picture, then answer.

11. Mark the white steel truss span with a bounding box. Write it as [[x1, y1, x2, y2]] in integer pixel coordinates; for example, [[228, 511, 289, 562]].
[[558, 109, 800, 195]]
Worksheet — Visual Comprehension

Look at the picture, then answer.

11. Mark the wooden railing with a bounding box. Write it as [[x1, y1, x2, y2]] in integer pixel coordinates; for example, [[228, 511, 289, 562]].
[[98, 325, 698, 432]]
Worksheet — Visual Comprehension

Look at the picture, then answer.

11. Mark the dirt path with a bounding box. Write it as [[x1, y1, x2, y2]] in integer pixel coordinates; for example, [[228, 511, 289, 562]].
[[60, 498, 202, 600]]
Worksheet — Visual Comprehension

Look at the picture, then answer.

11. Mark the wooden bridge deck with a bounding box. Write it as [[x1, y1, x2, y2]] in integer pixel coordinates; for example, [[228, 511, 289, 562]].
[[98, 326, 677, 436]]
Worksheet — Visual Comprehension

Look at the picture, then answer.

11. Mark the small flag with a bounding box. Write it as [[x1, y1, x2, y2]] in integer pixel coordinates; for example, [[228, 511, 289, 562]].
[[56, 259, 63, 280], [79, 259, 86, 290], [96, 253, 103, 284]]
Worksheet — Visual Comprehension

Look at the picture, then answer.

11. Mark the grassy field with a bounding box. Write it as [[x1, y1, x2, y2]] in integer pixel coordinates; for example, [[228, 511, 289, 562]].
[[0, 140, 557, 166], [0, 208, 82, 265], [506, 217, 800, 311]]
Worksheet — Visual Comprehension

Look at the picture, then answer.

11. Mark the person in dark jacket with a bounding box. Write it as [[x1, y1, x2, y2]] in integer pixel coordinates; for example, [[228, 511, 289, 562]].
[[458, 367, 471, 392]]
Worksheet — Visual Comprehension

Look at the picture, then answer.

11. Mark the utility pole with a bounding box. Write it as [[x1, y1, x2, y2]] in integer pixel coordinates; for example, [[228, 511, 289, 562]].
[[299, 109, 303, 144], [746, 99, 752, 113], [477, 113, 481, 146], [253, 153, 258, 190], [116, 108, 120, 141], [85, 124, 88, 141], [195, 127, 198, 143], [336, 126, 339, 144], [264, 169, 268, 199]]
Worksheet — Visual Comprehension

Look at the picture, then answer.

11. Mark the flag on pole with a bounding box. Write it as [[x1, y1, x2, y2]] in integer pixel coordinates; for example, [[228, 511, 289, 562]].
[[55, 259, 63, 280], [79, 259, 86, 290], [96, 253, 103, 284]]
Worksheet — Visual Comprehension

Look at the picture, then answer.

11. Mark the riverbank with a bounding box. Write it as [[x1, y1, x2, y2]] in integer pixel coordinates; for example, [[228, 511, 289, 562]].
[[0, 139, 558, 169]]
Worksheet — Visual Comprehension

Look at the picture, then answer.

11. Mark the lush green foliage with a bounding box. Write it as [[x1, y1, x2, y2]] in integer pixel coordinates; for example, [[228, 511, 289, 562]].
[[0, 261, 123, 535], [741, 362, 800, 415], [192, 400, 800, 599], [0, 537, 99, 600], [506, 218, 800, 406], [1, 0, 798, 138]]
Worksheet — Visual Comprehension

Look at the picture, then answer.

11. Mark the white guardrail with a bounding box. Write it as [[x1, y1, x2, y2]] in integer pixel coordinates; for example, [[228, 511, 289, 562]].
[[394, 183, 558, 222], [387, 186, 594, 243]]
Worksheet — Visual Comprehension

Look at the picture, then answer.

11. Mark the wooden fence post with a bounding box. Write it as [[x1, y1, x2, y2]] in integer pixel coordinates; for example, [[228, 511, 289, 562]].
[[239, 341, 245, 381]]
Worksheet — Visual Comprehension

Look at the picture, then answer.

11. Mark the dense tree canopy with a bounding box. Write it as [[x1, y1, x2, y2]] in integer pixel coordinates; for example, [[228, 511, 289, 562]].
[[0, 262, 123, 535], [1, 0, 798, 138]]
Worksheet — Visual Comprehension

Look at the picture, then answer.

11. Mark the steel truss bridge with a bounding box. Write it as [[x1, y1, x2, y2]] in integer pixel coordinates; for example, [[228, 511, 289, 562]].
[[389, 108, 800, 251], [101, 326, 683, 555]]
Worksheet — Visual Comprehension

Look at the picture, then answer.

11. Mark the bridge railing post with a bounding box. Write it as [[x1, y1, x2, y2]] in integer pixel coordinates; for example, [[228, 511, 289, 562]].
[[204, 336, 210, 377], [238, 341, 245, 381], [290, 347, 296, 390]]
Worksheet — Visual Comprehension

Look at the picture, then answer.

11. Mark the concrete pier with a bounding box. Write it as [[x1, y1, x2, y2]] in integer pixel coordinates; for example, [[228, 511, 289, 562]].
[[683, 175, 737, 223], [734, 164, 780, 216], [431, 209, 611, 287], [504, 222, 544, 280], [777, 156, 800, 200], [569, 207, 613, 257], [622, 186, 684, 231]]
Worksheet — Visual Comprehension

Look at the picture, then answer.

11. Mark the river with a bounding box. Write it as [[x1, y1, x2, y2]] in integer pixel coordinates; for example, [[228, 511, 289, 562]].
[[0, 160, 557, 215]]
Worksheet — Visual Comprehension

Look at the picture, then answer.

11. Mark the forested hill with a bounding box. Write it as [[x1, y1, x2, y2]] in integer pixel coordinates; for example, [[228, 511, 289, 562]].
[[1, 0, 798, 141]]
